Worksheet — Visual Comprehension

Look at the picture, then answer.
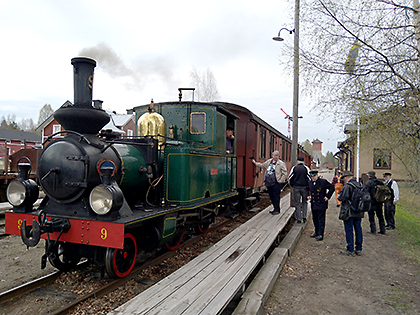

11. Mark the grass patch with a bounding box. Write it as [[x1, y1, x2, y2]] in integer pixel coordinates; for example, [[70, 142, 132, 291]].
[[394, 186, 420, 265]]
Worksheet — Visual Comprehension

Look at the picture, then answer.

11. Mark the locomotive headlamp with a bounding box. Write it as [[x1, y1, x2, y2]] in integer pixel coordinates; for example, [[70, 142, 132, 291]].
[[7, 162, 39, 211], [7, 180, 26, 206], [89, 184, 123, 215]]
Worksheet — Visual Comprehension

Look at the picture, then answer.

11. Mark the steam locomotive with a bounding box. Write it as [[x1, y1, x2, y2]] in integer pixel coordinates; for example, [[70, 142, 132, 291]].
[[5, 57, 311, 278]]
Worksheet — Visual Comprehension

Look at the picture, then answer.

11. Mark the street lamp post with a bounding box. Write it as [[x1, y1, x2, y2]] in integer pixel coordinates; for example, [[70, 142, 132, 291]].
[[274, 0, 300, 165]]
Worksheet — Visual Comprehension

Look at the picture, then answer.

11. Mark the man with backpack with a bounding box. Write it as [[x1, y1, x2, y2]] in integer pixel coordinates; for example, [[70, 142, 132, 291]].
[[338, 171, 365, 256], [365, 170, 387, 235]]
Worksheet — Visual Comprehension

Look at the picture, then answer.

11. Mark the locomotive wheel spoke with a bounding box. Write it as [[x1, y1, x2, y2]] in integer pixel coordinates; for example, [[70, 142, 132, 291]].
[[105, 233, 137, 278], [48, 242, 80, 271], [165, 231, 185, 251], [196, 223, 210, 234]]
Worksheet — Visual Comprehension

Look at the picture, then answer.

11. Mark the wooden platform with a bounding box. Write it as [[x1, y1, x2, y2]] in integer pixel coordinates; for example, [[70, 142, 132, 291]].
[[109, 193, 294, 315]]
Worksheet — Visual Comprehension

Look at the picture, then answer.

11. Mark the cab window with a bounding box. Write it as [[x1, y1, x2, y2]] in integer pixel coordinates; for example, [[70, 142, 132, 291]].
[[190, 112, 206, 134]]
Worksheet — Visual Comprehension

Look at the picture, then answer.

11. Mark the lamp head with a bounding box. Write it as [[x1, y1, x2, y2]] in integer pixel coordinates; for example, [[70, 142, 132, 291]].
[[272, 36, 284, 41], [273, 28, 294, 42]]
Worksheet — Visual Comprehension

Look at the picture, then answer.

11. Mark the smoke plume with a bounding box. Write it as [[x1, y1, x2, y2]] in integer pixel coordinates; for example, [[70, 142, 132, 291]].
[[79, 42, 177, 92]]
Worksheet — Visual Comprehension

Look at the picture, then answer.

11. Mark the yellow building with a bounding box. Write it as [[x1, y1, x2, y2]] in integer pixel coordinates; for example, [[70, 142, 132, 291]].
[[336, 123, 412, 183]]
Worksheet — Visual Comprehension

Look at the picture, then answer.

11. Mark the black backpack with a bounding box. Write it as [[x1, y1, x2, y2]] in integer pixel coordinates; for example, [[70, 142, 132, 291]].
[[348, 181, 371, 212], [373, 180, 392, 203]]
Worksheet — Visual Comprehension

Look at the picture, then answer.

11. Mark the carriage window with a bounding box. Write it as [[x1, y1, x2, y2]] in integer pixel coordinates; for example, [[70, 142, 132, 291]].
[[269, 134, 275, 155], [260, 129, 266, 158], [190, 112, 206, 134], [282, 140, 285, 160]]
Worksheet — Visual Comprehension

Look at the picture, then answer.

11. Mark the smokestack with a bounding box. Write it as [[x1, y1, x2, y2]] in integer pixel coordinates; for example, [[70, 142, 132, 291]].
[[72, 57, 96, 107], [54, 57, 110, 134]]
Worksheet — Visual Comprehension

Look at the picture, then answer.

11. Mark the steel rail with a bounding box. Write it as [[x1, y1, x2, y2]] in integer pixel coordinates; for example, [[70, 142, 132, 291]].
[[0, 218, 232, 315], [51, 218, 233, 315], [0, 260, 91, 305], [0, 271, 61, 305]]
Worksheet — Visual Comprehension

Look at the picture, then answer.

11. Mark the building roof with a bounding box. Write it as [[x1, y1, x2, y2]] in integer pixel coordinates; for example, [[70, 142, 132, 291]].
[[108, 112, 134, 128], [35, 100, 72, 131], [35, 101, 134, 135], [0, 128, 41, 143], [101, 112, 134, 134]]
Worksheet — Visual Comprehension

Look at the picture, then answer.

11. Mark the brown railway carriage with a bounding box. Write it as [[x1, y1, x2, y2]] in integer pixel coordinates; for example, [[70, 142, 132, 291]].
[[214, 102, 311, 197]]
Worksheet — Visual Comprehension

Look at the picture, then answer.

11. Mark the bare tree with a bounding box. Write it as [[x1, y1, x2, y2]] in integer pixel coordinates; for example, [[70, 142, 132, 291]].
[[37, 104, 54, 126], [279, 0, 420, 188], [190, 68, 220, 102], [292, 0, 419, 115], [19, 118, 35, 132]]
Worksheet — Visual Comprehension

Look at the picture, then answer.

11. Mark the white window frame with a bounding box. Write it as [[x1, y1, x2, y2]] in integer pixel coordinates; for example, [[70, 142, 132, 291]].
[[53, 124, 61, 135]]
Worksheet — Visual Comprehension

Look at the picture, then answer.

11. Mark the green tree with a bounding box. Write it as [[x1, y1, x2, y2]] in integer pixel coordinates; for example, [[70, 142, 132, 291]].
[[1, 118, 8, 129], [300, 139, 313, 156], [0, 114, 18, 130], [324, 151, 337, 167]]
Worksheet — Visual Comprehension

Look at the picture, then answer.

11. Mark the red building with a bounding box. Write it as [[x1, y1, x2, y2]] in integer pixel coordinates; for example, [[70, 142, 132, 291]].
[[0, 128, 41, 159], [37, 101, 135, 143]]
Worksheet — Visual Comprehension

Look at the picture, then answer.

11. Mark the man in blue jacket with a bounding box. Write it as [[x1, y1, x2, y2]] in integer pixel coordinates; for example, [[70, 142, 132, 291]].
[[338, 171, 364, 256], [307, 170, 334, 241]]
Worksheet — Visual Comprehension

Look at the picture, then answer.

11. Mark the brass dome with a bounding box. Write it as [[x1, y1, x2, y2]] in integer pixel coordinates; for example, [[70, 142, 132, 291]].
[[137, 100, 167, 149]]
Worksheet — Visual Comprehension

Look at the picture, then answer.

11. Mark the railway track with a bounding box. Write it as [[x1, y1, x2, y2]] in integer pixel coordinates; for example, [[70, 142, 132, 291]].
[[0, 218, 5, 239], [0, 217, 235, 314]]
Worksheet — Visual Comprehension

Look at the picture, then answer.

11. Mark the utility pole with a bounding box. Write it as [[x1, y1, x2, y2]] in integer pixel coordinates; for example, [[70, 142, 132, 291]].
[[291, 0, 300, 166], [273, 0, 300, 165]]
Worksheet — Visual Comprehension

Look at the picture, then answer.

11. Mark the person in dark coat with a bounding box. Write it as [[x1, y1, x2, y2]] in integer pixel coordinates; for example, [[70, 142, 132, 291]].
[[307, 170, 334, 240], [226, 129, 235, 154], [288, 156, 310, 223], [338, 171, 364, 256], [365, 170, 386, 234]]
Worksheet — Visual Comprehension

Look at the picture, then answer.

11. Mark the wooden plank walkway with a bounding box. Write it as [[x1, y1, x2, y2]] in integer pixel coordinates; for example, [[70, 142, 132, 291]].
[[109, 193, 294, 315]]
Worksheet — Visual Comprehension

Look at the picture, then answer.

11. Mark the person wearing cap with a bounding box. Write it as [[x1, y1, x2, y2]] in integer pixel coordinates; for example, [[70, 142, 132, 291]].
[[337, 171, 364, 256], [307, 170, 334, 240], [365, 170, 386, 234], [288, 156, 310, 223], [383, 172, 399, 230], [253, 151, 288, 215]]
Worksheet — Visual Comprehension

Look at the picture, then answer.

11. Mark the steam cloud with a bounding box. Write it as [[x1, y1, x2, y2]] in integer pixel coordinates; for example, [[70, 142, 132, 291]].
[[79, 42, 177, 92]]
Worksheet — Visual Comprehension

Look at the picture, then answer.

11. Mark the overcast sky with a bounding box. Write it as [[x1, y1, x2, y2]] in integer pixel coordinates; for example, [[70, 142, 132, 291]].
[[0, 0, 344, 154]]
